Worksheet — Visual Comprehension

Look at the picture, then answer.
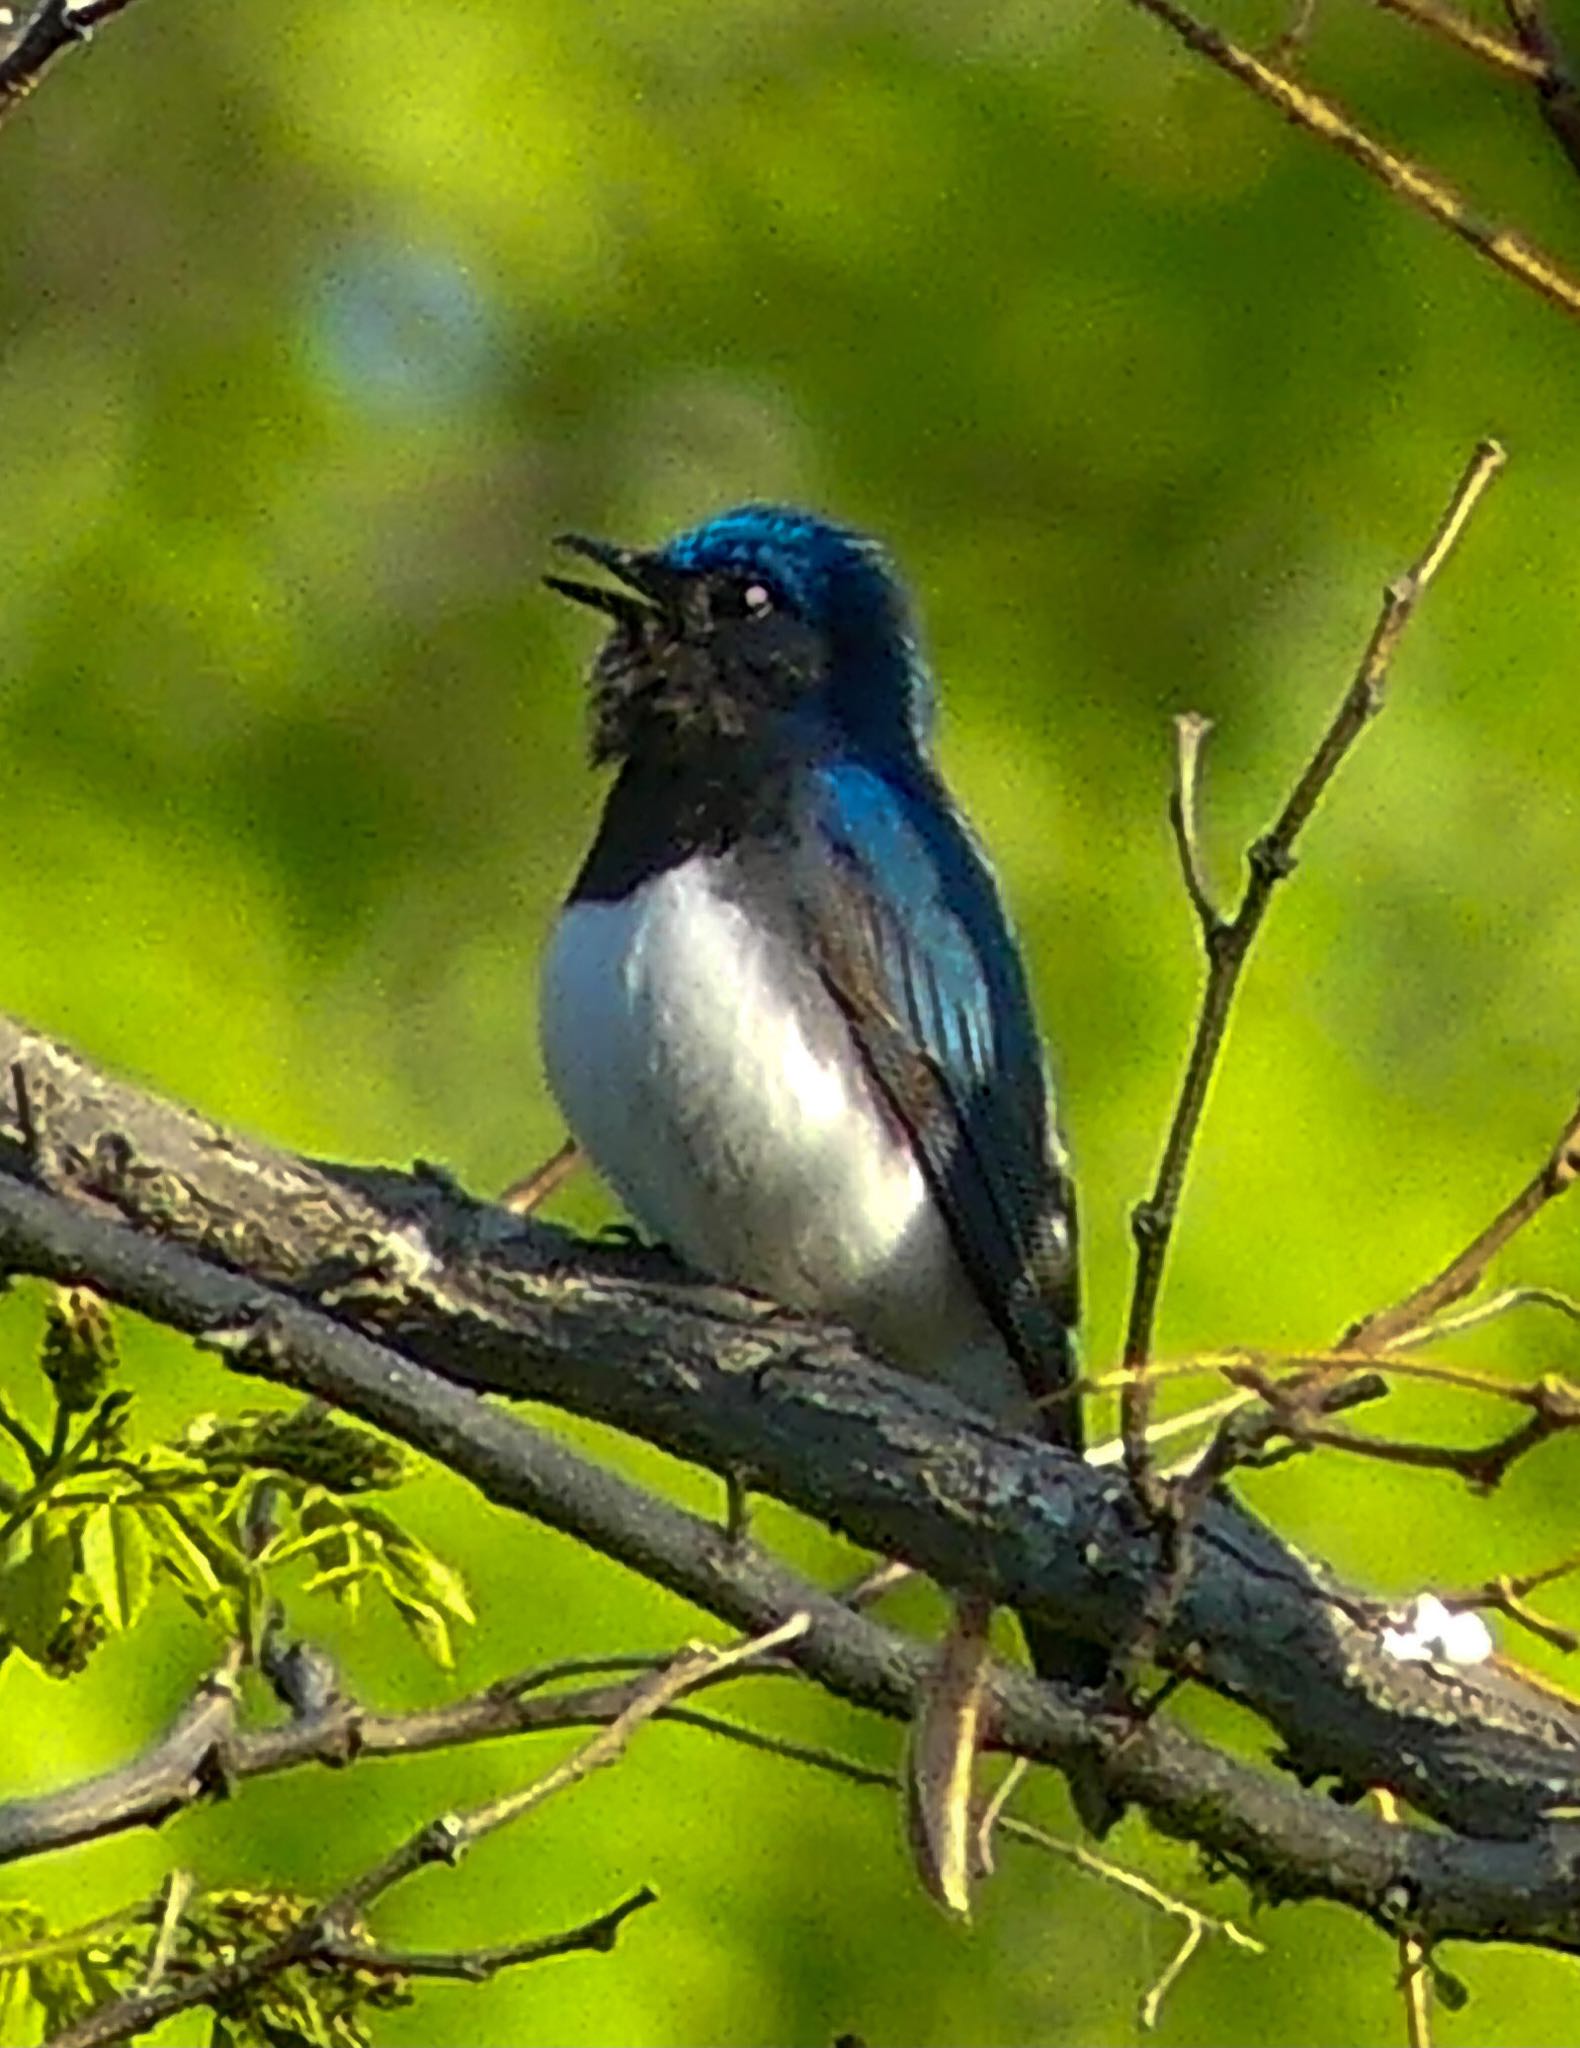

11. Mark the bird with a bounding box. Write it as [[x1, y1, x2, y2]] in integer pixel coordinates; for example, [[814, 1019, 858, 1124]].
[[537, 503, 1106, 1903]]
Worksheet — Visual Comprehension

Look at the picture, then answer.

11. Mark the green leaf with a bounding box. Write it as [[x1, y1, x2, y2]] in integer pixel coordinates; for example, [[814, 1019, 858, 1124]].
[[254, 1520, 359, 1573], [388, 1541, 475, 1626], [239, 1564, 272, 1663], [31, 1955, 96, 2037], [78, 1504, 152, 1632], [0, 1516, 75, 1661], [139, 1502, 223, 1596], [388, 1592, 455, 1670], [0, 1965, 38, 2047], [145, 1500, 247, 1589], [321, 1537, 367, 1618], [350, 1505, 475, 1624]]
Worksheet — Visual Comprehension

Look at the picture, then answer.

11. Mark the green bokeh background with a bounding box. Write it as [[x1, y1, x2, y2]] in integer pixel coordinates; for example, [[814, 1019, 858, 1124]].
[[3, 1, 1579, 2041]]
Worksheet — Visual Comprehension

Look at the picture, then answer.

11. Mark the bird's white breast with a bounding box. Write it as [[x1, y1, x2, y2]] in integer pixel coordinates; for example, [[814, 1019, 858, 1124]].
[[539, 858, 1028, 1422]]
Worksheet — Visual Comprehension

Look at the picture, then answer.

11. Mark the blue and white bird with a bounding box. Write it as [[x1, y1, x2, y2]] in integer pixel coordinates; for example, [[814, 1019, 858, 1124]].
[[537, 505, 1103, 1886]]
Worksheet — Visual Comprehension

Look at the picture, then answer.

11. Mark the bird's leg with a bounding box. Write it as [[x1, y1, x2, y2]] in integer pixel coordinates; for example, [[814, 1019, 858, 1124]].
[[904, 1589, 995, 1919], [499, 1136, 583, 1214]]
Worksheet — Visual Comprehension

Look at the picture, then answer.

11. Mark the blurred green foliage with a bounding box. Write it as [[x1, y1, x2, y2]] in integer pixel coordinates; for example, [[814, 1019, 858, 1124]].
[[3, 0, 1580, 2040]]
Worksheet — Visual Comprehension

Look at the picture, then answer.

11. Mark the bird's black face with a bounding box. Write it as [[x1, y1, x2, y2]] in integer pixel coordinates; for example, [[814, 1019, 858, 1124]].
[[547, 533, 829, 766]]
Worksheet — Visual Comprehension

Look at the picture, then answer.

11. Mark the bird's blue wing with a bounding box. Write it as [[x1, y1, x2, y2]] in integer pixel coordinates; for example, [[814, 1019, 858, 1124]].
[[798, 758, 1081, 1447]]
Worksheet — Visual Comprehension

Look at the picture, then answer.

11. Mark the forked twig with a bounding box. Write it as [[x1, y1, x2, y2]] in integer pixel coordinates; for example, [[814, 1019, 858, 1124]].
[[1120, 439, 1506, 1500], [1447, 1547, 1580, 1655], [1349, 1099, 1580, 1351], [51, 1616, 806, 2048], [1404, 1283, 1580, 1346]]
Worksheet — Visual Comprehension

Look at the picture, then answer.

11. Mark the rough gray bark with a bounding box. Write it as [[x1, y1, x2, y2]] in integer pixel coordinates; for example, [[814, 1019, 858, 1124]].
[[4, 1008, 1580, 1952]]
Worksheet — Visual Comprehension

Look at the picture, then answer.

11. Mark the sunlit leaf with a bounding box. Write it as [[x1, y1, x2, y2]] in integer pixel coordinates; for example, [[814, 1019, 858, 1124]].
[[387, 1591, 455, 1670], [0, 1965, 38, 2047], [0, 1515, 74, 1661], [350, 1504, 475, 1623], [78, 1504, 152, 1632]]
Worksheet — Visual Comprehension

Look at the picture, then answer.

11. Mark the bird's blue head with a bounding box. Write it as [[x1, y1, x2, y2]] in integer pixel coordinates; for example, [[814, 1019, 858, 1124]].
[[547, 504, 930, 765]]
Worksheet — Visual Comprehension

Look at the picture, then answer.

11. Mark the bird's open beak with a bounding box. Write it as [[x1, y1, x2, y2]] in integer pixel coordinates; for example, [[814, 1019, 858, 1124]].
[[544, 534, 681, 630]]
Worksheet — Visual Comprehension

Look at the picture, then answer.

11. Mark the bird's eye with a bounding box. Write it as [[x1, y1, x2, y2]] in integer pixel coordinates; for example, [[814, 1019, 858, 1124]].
[[742, 581, 774, 616]]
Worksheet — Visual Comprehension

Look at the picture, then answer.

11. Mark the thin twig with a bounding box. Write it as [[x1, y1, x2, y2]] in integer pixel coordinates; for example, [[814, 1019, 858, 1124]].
[[1374, 0, 1548, 83], [1503, 0, 1580, 180], [1126, 0, 1580, 324], [314, 1887, 657, 1982], [668, 1708, 1264, 2000], [1269, 0, 1319, 66], [1349, 1094, 1580, 1350], [139, 1869, 193, 1993], [1374, 1789, 1434, 2048], [1085, 1389, 1258, 1468], [1446, 1547, 1580, 1655], [1167, 712, 1222, 942], [1217, 1354, 1580, 1491], [50, 1618, 805, 2048], [1403, 1283, 1580, 1346], [1120, 439, 1506, 1500]]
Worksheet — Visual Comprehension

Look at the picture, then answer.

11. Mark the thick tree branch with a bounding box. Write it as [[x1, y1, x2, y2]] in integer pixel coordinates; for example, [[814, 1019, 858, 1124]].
[[5, 1018, 1580, 1955]]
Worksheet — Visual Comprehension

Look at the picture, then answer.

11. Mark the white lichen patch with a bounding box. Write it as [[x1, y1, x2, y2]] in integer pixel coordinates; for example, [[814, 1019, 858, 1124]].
[[1381, 1592, 1493, 1667]]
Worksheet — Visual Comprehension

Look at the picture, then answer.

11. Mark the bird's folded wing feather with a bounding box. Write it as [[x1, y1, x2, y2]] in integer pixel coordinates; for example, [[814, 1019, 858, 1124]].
[[800, 759, 1082, 1449]]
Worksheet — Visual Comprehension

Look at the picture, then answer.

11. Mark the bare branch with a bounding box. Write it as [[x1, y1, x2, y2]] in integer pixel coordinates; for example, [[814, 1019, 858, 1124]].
[[1167, 712, 1223, 943], [1446, 1546, 1580, 1656], [1349, 1095, 1580, 1349], [1121, 440, 1506, 1493], [1503, 0, 1580, 180], [1375, 0, 1549, 84], [0, 1645, 244, 1865], [1126, 0, 1580, 324], [315, 1887, 657, 1983], [1404, 1283, 1580, 1346], [44, 1623, 785, 2048]]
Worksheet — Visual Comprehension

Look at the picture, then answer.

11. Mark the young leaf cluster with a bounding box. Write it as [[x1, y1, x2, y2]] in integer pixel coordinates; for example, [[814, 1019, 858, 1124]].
[[0, 1889, 411, 2048], [0, 1285, 476, 1680]]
